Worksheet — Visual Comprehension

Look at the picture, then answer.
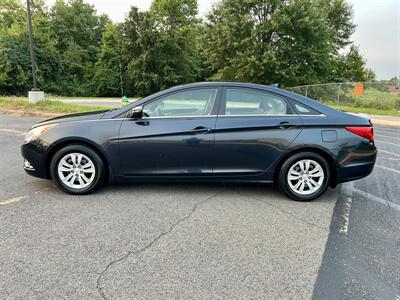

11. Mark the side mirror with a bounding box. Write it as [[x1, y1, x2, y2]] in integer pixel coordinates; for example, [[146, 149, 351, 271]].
[[127, 106, 143, 119]]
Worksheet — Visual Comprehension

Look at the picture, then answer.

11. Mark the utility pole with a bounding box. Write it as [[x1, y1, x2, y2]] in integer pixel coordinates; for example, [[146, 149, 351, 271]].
[[27, 0, 37, 90], [119, 60, 124, 97], [26, 0, 44, 102]]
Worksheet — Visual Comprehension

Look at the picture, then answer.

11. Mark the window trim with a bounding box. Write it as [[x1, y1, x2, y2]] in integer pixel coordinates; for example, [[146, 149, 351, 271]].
[[218, 87, 294, 117], [141, 115, 218, 120], [141, 87, 222, 119]]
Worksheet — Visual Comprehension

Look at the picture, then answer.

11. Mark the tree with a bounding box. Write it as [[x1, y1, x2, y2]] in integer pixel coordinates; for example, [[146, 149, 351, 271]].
[[201, 0, 332, 85], [333, 45, 375, 82], [93, 23, 125, 96], [201, 0, 372, 86], [0, 0, 377, 96], [0, 0, 25, 30], [49, 0, 109, 95], [322, 0, 355, 50], [121, 1, 201, 96], [0, 0, 61, 95]]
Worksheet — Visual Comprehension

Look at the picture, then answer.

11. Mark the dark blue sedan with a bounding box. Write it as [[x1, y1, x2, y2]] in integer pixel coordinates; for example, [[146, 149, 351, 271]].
[[21, 82, 376, 201]]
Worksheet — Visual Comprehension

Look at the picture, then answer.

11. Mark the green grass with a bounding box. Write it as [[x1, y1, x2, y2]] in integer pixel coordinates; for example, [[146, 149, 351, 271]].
[[343, 89, 400, 111], [289, 86, 400, 115], [326, 102, 400, 117], [47, 96, 121, 100], [0, 97, 109, 114], [1, 95, 399, 118]]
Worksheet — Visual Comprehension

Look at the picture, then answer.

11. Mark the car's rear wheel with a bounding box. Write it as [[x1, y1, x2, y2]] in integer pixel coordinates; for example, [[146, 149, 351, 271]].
[[278, 152, 330, 201], [50, 144, 105, 195]]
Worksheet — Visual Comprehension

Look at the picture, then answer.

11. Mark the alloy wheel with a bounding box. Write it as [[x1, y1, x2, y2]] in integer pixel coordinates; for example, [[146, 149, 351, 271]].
[[287, 159, 324, 195], [57, 153, 96, 189]]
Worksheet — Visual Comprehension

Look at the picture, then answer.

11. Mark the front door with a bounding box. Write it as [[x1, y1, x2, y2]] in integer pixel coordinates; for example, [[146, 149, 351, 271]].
[[118, 88, 220, 176], [213, 87, 303, 176]]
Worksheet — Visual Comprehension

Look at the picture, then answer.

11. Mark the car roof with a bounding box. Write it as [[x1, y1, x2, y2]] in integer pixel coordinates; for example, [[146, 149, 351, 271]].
[[109, 81, 356, 120]]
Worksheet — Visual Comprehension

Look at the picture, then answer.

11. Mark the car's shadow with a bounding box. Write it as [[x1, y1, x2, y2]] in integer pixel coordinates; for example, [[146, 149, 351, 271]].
[[96, 181, 337, 205]]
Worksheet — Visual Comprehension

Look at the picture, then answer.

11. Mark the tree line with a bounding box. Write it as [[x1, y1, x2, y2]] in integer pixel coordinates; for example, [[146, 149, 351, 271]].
[[0, 0, 375, 97]]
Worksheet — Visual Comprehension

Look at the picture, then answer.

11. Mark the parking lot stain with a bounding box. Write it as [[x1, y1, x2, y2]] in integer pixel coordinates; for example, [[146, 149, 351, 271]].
[[0, 188, 51, 206], [0, 195, 30, 205]]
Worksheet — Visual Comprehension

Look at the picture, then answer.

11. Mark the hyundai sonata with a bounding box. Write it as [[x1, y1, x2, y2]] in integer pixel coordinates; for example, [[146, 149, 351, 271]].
[[21, 82, 376, 201]]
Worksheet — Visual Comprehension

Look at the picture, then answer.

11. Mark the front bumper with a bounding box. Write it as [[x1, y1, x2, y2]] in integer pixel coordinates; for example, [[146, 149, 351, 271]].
[[21, 140, 49, 179]]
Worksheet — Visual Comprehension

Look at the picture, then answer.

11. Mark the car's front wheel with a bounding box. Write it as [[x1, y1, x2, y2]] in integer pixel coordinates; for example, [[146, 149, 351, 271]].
[[278, 152, 330, 201], [50, 144, 106, 195]]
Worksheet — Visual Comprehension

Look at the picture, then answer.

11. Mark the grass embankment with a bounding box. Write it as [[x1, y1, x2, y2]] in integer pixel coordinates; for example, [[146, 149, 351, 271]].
[[0, 97, 109, 115], [318, 88, 400, 117], [326, 103, 400, 117]]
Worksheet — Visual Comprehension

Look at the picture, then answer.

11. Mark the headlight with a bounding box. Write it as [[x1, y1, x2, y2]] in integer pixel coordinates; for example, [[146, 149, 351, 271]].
[[24, 123, 57, 143]]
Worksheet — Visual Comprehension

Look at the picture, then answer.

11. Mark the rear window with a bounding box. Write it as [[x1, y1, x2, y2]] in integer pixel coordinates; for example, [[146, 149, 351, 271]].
[[292, 102, 322, 115]]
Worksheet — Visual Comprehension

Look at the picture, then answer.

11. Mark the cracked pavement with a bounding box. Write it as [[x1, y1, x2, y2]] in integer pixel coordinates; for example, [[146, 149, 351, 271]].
[[95, 191, 223, 300], [2, 114, 398, 299]]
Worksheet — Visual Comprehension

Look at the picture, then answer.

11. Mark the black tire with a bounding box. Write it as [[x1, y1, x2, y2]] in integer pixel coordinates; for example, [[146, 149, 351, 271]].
[[50, 144, 106, 195], [277, 152, 330, 201]]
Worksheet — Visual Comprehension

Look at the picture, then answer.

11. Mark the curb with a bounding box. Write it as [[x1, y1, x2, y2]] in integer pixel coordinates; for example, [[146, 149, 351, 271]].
[[0, 108, 61, 118], [371, 118, 400, 128]]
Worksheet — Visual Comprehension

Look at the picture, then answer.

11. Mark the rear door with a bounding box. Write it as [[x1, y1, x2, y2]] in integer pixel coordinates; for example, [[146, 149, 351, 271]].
[[213, 87, 303, 176]]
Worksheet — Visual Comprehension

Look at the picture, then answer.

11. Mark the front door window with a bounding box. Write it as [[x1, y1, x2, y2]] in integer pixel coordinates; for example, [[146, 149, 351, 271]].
[[143, 89, 218, 118]]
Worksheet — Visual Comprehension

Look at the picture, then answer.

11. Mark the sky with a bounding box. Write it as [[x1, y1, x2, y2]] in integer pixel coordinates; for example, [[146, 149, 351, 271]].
[[45, 0, 400, 80]]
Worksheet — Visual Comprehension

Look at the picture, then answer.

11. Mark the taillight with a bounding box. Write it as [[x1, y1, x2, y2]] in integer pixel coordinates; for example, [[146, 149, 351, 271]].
[[345, 126, 374, 142]]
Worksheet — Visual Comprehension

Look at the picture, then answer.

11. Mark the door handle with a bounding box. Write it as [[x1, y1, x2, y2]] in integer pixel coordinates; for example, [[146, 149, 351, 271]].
[[192, 126, 211, 133], [279, 121, 296, 129]]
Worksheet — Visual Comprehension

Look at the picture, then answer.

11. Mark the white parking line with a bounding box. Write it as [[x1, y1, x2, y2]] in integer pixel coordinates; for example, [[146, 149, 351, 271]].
[[375, 132, 400, 138], [342, 186, 400, 212], [375, 134, 400, 141], [376, 164, 400, 175], [0, 196, 30, 205], [376, 141, 400, 147], [378, 150, 400, 157], [0, 128, 26, 136], [375, 126, 400, 132], [339, 193, 353, 236]]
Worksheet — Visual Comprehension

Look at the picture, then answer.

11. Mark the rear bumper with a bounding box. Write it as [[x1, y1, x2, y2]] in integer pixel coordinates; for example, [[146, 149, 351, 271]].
[[337, 144, 377, 183], [338, 161, 376, 183]]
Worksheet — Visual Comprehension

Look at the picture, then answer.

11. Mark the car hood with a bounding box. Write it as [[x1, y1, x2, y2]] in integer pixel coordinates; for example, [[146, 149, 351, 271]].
[[33, 110, 109, 128]]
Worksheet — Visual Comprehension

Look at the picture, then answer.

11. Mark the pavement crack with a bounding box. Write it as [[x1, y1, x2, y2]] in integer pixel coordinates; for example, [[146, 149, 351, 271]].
[[95, 191, 221, 300], [234, 188, 328, 232], [380, 176, 400, 230]]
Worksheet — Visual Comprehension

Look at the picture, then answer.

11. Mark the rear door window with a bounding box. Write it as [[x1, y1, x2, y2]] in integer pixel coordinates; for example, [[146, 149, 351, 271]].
[[223, 88, 289, 116]]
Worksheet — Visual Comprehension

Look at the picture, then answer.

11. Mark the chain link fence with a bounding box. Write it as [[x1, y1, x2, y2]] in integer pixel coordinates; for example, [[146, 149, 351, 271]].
[[286, 82, 400, 113]]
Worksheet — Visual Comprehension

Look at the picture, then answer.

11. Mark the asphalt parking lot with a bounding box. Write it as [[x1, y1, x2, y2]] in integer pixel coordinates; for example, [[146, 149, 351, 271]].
[[0, 113, 399, 299]]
